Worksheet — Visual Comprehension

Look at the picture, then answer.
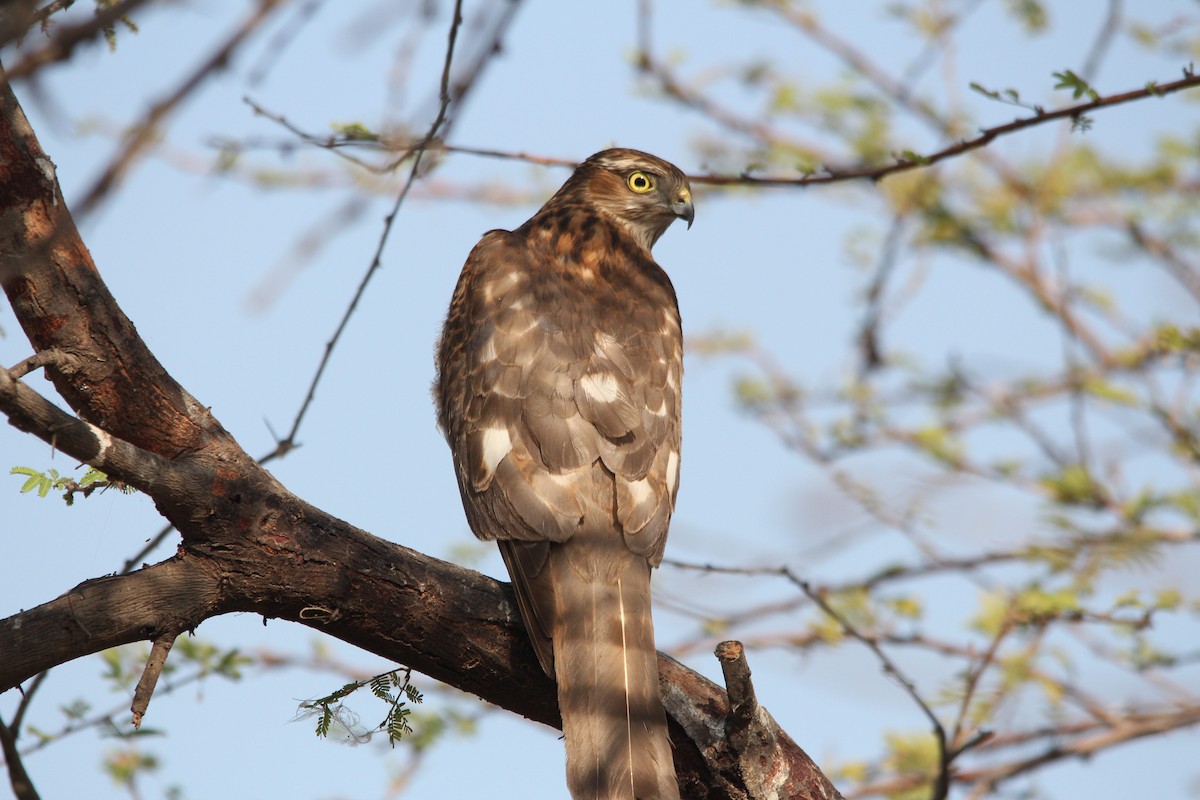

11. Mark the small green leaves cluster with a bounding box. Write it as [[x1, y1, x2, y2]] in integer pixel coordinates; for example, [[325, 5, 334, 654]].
[[806, 587, 924, 646], [10, 465, 135, 505], [1003, 0, 1048, 33], [103, 747, 159, 794], [301, 668, 424, 748], [968, 82, 1033, 110], [1052, 69, 1100, 101]]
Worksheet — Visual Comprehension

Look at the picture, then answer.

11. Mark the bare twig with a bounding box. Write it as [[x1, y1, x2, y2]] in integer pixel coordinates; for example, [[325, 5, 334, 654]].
[[268, 0, 468, 457], [130, 632, 178, 728], [247, 0, 326, 85], [796, 578, 952, 800], [680, 70, 1200, 188], [2, 0, 153, 79], [7, 349, 83, 379], [855, 213, 907, 374], [74, 0, 285, 218], [0, 672, 49, 800], [0, 0, 77, 48], [118, 522, 176, 576], [1080, 0, 1123, 83], [1127, 220, 1200, 303], [0, 716, 40, 800]]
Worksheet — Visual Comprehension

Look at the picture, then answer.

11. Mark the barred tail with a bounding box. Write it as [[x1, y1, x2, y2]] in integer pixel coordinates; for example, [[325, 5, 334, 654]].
[[552, 543, 679, 800]]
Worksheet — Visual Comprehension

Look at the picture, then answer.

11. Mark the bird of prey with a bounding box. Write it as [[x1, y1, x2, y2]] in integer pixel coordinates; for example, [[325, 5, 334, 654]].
[[435, 148, 693, 799]]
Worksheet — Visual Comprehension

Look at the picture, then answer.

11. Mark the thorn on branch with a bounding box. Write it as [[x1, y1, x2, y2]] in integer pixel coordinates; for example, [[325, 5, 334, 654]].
[[130, 632, 178, 729]]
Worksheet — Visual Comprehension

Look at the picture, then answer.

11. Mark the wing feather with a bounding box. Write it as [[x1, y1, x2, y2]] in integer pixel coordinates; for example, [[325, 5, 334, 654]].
[[438, 223, 681, 588]]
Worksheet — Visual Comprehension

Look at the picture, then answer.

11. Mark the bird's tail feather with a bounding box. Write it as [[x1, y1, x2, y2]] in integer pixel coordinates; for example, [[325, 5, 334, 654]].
[[552, 542, 679, 800]]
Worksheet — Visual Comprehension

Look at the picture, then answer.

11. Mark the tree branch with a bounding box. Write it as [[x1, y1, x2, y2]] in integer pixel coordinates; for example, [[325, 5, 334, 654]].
[[682, 69, 1200, 188], [2, 0, 156, 80], [73, 0, 285, 218]]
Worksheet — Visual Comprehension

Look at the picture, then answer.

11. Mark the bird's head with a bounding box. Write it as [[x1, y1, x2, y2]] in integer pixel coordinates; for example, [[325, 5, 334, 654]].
[[571, 148, 694, 251]]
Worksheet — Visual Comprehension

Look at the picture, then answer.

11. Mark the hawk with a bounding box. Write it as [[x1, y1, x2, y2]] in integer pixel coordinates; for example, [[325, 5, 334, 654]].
[[435, 148, 693, 800]]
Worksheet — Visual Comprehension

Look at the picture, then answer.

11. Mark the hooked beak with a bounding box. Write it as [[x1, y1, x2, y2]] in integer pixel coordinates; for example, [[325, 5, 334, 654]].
[[672, 188, 694, 229]]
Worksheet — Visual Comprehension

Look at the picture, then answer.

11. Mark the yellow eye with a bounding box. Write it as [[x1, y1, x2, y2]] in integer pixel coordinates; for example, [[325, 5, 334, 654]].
[[627, 171, 655, 193]]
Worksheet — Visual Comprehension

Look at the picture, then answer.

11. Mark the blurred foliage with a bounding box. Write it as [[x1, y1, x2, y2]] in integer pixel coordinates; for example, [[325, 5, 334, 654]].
[[666, 0, 1200, 796]]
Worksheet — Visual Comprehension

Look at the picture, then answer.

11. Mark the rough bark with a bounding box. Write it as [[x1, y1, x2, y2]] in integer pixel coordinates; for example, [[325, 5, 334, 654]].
[[0, 73, 842, 800]]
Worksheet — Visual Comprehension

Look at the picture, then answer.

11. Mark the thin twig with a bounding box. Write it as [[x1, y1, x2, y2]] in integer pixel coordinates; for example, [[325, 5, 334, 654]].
[[269, 0, 468, 456], [0, 716, 40, 800], [681, 70, 1200, 188], [793, 576, 952, 800], [2, 0, 153, 79], [0, 671, 49, 800], [1080, 0, 1123, 83], [0, 0, 77, 48], [75, 0, 285, 218], [130, 632, 178, 728]]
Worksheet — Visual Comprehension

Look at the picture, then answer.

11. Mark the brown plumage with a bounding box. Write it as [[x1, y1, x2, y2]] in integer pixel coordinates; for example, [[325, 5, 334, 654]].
[[435, 149, 692, 799]]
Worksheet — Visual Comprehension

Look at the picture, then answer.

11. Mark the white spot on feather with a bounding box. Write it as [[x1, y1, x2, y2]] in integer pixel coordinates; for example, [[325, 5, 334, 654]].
[[480, 335, 498, 362], [482, 271, 521, 303], [666, 450, 680, 495], [547, 472, 575, 487], [593, 332, 617, 357], [480, 427, 512, 479], [626, 477, 654, 506], [580, 373, 621, 404]]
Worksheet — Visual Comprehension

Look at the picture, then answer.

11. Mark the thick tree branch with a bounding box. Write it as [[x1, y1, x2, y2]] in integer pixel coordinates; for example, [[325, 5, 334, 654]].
[[0, 69, 226, 458], [0, 365, 205, 496], [0, 558, 222, 688], [0, 500, 837, 799]]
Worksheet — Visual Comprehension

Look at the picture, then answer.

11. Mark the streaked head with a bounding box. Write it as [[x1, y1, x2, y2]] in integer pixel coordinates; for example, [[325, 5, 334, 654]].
[[570, 148, 694, 251]]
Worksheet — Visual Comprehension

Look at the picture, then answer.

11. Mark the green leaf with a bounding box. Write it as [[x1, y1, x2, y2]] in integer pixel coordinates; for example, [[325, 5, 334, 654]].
[[910, 425, 962, 465], [1004, 0, 1047, 32], [969, 82, 1001, 101], [1052, 69, 1099, 101], [80, 468, 108, 488], [898, 149, 931, 166], [1083, 378, 1137, 406], [316, 706, 332, 738]]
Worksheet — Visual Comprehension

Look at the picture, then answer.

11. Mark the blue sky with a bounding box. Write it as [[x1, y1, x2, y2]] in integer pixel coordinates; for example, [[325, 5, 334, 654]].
[[3, 2, 1198, 798]]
